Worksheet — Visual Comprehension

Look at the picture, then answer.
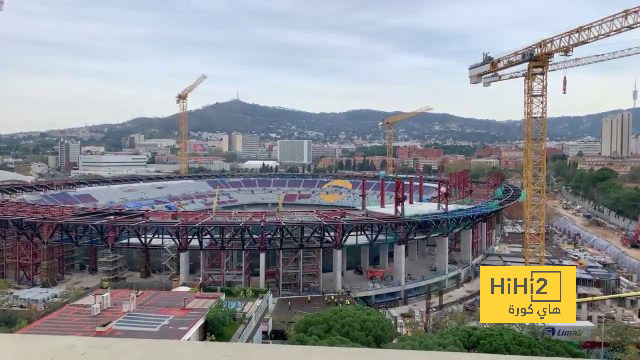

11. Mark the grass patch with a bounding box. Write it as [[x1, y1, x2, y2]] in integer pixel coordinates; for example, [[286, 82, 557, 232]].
[[217, 319, 242, 342]]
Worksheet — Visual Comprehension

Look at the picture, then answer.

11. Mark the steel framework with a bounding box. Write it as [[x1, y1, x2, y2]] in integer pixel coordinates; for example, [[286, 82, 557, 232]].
[[0, 175, 520, 284]]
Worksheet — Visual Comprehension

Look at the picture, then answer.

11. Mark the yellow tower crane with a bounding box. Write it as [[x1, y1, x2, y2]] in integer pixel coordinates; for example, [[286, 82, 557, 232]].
[[176, 74, 207, 175], [468, 7, 640, 265], [379, 106, 432, 174]]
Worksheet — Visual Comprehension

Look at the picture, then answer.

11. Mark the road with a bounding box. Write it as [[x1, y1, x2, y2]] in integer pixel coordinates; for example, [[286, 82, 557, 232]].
[[547, 196, 640, 260]]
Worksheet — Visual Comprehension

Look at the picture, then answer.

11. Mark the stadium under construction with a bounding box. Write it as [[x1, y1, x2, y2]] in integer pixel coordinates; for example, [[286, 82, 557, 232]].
[[0, 172, 517, 307]]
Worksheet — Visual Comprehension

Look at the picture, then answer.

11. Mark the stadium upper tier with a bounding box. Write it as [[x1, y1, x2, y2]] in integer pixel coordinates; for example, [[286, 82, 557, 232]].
[[19, 177, 439, 211]]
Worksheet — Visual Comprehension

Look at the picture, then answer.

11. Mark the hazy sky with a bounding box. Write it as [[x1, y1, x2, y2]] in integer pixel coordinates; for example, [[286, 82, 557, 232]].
[[2, 1, 640, 133]]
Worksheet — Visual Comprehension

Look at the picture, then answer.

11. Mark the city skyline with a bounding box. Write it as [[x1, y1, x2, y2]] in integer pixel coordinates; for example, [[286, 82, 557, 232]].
[[2, 1, 640, 133]]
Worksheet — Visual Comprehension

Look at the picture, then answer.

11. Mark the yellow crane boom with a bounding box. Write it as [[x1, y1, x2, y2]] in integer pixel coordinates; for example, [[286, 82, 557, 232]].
[[176, 74, 207, 175], [468, 7, 640, 265], [483, 45, 640, 86], [379, 106, 432, 174]]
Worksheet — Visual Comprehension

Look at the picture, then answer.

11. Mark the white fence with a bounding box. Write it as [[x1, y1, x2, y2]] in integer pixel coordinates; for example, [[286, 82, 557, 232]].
[[235, 291, 272, 343]]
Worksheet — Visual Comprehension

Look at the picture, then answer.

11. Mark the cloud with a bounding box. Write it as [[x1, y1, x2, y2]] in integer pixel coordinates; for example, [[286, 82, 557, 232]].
[[1, 0, 640, 133]]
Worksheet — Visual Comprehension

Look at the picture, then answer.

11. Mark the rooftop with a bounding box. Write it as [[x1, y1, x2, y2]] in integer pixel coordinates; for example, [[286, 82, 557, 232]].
[[17, 289, 222, 340]]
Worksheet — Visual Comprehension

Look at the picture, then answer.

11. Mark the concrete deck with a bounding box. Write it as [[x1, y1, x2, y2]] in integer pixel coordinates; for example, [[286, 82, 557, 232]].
[[0, 334, 572, 360]]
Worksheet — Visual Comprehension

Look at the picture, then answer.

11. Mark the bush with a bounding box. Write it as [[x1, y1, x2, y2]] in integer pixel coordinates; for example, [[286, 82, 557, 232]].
[[205, 303, 236, 340], [287, 306, 397, 348], [389, 326, 586, 358]]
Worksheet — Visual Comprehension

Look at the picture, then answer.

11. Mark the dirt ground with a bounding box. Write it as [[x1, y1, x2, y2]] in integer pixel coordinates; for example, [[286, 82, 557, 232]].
[[546, 194, 640, 261]]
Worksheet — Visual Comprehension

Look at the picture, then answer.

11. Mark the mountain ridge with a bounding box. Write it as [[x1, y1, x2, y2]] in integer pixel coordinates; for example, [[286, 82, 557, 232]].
[[51, 100, 640, 148]]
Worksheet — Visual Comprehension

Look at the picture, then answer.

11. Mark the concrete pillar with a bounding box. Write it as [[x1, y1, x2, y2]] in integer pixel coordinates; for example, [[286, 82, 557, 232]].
[[319, 249, 323, 291], [436, 236, 449, 275], [417, 240, 425, 256], [490, 229, 496, 248], [199, 251, 205, 282], [242, 251, 247, 287], [495, 220, 502, 242], [580, 303, 588, 321], [379, 244, 389, 268], [408, 241, 417, 262], [179, 251, 189, 285], [360, 246, 370, 272], [460, 229, 472, 265], [342, 247, 347, 272], [480, 222, 487, 253], [590, 313, 598, 326], [259, 251, 266, 289], [333, 249, 342, 291], [394, 244, 406, 287]]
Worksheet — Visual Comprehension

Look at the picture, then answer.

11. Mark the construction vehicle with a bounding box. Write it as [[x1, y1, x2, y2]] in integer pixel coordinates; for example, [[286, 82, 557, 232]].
[[469, 7, 640, 265], [176, 75, 207, 175], [378, 106, 432, 174], [622, 215, 640, 248]]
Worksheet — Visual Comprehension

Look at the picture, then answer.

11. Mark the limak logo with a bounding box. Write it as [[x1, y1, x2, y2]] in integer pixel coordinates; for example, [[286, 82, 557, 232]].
[[543, 327, 584, 338]]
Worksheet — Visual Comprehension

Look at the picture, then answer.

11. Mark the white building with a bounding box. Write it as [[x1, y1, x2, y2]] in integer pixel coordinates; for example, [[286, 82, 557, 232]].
[[81, 146, 105, 155], [562, 137, 601, 157], [207, 133, 229, 152], [241, 160, 279, 171], [632, 134, 640, 156], [74, 154, 148, 176], [471, 158, 500, 167], [602, 112, 633, 157], [277, 140, 312, 164]]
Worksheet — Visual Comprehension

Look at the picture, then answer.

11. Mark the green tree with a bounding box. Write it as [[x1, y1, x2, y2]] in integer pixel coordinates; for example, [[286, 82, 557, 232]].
[[287, 306, 397, 348], [345, 159, 352, 171], [206, 303, 236, 340], [602, 322, 640, 359], [389, 326, 586, 358]]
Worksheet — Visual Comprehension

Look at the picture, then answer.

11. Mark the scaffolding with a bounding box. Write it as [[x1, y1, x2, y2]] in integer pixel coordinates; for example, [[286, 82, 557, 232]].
[[97, 249, 126, 286], [161, 244, 177, 280], [274, 248, 321, 297], [203, 250, 249, 287]]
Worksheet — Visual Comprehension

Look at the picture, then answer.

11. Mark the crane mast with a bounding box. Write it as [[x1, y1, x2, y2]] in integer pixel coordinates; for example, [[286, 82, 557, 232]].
[[379, 106, 432, 174], [176, 74, 207, 175], [469, 6, 640, 265]]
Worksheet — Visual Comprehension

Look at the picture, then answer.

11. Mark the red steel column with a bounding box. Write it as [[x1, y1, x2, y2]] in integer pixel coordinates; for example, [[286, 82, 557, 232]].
[[418, 175, 424, 203], [409, 176, 414, 204], [380, 178, 385, 208]]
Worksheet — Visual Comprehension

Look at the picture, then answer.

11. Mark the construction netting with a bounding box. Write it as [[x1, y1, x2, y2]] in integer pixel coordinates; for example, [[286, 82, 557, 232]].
[[553, 217, 640, 276]]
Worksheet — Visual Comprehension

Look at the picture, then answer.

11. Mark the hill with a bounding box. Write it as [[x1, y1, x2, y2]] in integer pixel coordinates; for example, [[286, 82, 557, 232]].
[[79, 100, 640, 149]]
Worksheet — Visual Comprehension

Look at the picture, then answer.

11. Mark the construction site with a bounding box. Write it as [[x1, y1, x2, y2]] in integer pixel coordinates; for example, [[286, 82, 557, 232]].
[[2, 4, 640, 359]]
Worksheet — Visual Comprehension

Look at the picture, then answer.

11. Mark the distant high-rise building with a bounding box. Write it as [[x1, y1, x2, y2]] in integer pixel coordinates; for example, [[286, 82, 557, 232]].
[[230, 132, 260, 159], [601, 112, 633, 157], [122, 133, 144, 149], [58, 139, 81, 173], [278, 140, 312, 164], [312, 145, 340, 161]]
